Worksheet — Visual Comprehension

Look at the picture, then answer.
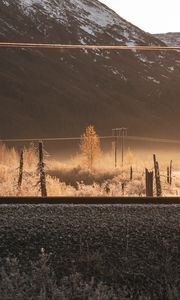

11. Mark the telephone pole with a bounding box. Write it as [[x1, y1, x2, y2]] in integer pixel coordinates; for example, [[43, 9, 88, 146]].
[[112, 128, 118, 168], [112, 128, 127, 168], [121, 128, 127, 167]]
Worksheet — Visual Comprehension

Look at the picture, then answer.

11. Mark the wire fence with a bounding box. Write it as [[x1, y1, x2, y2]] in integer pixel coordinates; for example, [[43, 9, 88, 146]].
[[0, 136, 180, 197]]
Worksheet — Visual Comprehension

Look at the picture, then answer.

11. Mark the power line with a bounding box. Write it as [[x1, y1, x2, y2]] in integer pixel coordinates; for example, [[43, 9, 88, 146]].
[[1, 135, 180, 144], [126, 136, 180, 144], [0, 136, 112, 142], [0, 137, 81, 142], [0, 42, 180, 51]]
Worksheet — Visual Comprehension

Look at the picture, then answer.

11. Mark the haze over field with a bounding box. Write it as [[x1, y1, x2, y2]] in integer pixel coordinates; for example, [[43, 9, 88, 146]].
[[0, 139, 179, 197]]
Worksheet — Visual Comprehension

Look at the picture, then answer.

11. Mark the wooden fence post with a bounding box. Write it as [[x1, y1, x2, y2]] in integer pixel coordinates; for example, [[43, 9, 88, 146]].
[[130, 166, 133, 181], [38, 141, 47, 197], [167, 166, 170, 184], [170, 160, 172, 185], [145, 168, 153, 197], [18, 150, 24, 192], [167, 160, 172, 185], [121, 182, 125, 196], [153, 154, 162, 197]]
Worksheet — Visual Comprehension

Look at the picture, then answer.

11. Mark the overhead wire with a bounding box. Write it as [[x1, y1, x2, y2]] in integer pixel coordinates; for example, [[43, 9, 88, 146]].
[[1, 135, 180, 144], [0, 42, 180, 51]]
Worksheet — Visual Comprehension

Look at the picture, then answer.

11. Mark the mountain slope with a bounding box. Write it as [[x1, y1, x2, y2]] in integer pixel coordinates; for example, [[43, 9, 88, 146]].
[[154, 32, 180, 46], [0, 0, 180, 139]]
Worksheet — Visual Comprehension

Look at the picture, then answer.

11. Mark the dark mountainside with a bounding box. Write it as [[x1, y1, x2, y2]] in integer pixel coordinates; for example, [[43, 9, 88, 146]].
[[0, 0, 180, 139], [154, 32, 180, 46]]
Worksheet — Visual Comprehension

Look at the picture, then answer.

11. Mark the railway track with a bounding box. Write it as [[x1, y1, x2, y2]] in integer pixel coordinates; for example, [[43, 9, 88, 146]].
[[0, 197, 180, 205]]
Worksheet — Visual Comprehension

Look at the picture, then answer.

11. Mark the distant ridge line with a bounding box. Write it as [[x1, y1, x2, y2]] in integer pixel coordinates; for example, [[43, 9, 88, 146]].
[[0, 42, 180, 51]]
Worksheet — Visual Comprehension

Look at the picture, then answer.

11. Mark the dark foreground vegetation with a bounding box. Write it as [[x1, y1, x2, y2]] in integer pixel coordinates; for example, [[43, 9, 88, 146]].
[[0, 205, 179, 299]]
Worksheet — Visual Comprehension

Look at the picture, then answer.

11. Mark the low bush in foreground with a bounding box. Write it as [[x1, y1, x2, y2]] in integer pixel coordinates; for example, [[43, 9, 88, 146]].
[[0, 205, 179, 299], [0, 252, 179, 300]]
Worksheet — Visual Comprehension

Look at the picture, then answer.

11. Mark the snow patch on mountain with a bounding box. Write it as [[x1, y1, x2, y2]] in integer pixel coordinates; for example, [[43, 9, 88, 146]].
[[16, 0, 149, 46], [2, 0, 10, 6], [18, 0, 121, 28], [69, 0, 119, 27], [18, 0, 67, 24], [80, 25, 95, 36], [21, 0, 42, 5], [147, 76, 160, 84], [168, 66, 175, 72]]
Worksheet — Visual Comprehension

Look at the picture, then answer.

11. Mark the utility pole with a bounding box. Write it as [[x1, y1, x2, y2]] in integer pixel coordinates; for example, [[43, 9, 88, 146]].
[[112, 129, 118, 168], [112, 128, 128, 168], [121, 127, 127, 167]]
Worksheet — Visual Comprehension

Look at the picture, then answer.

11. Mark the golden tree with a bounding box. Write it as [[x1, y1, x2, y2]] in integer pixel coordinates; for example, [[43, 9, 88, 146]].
[[80, 125, 101, 170]]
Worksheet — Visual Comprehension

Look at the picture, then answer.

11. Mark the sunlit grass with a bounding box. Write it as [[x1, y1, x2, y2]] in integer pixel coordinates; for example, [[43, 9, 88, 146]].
[[0, 143, 179, 196]]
